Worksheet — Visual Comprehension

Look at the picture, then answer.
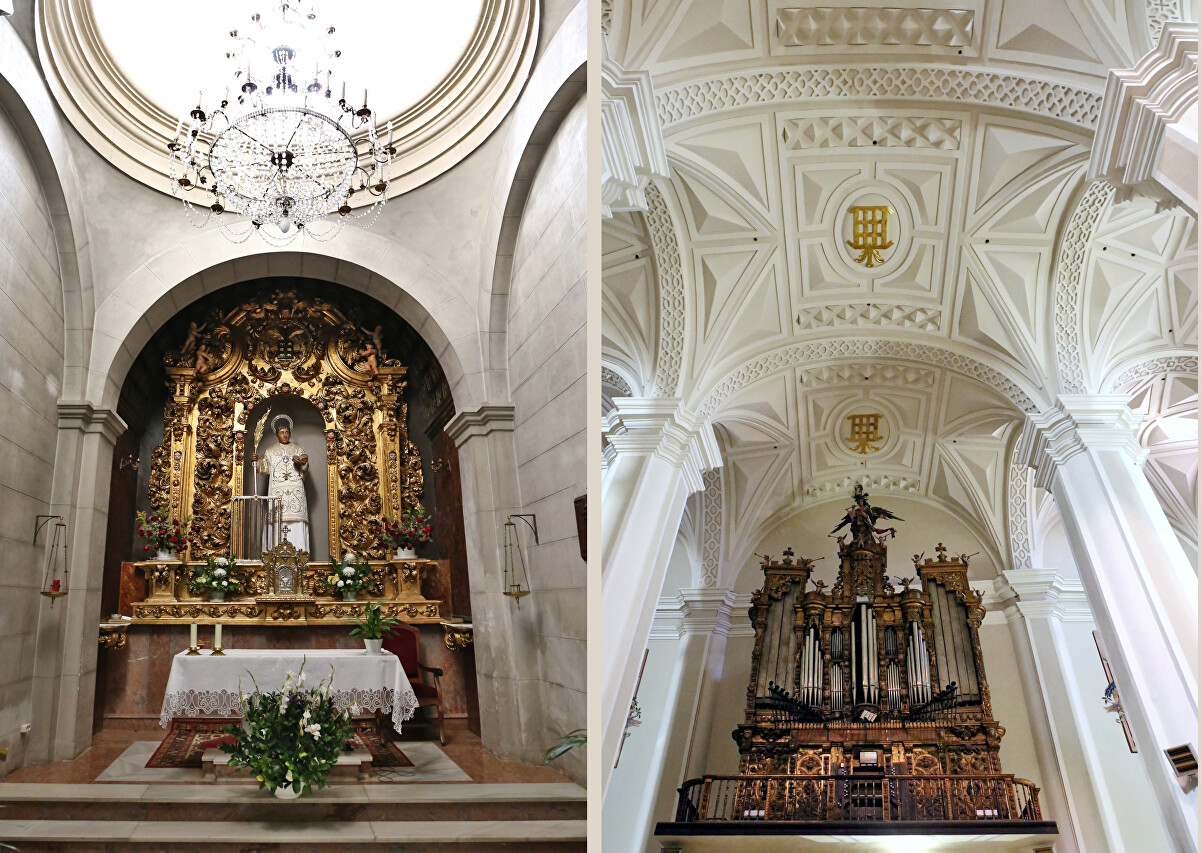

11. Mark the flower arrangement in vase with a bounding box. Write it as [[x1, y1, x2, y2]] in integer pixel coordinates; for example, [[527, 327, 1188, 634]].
[[372, 504, 433, 559], [219, 664, 356, 798], [136, 510, 195, 560], [348, 601, 401, 654], [318, 552, 374, 601], [187, 556, 244, 601]]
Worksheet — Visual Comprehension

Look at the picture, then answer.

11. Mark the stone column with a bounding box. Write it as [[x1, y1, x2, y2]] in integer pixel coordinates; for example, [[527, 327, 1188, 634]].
[[446, 404, 545, 763], [1020, 396, 1197, 849], [601, 399, 721, 790], [628, 589, 736, 853], [29, 403, 125, 763]]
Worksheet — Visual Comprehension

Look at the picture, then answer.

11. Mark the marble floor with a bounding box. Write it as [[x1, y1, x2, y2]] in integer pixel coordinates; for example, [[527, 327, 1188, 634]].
[[3, 721, 571, 785]]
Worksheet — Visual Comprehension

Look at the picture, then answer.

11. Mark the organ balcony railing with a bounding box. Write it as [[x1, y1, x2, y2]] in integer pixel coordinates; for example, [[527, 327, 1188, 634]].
[[673, 774, 1044, 825]]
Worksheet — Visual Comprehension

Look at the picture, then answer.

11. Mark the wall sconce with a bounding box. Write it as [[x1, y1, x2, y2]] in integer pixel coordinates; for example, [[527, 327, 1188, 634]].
[[34, 515, 68, 605], [119, 455, 140, 473], [503, 514, 537, 605]]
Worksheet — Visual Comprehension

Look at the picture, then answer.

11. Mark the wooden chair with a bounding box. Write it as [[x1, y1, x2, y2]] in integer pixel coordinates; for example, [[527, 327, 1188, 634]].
[[382, 623, 445, 745]]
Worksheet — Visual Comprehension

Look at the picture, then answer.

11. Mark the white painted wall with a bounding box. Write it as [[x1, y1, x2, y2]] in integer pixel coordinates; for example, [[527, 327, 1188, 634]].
[[0, 98, 64, 777], [508, 95, 587, 783]]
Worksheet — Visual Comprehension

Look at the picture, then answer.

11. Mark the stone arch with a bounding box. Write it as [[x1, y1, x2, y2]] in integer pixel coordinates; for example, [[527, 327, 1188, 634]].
[[1106, 351, 1198, 391], [655, 66, 1103, 132], [1053, 180, 1115, 394], [693, 338, 1048, 418], [646, 179, 689, 397], [478, 3, 586, 400], [0, 21, 95, 400], [88, 238, 478, 414]]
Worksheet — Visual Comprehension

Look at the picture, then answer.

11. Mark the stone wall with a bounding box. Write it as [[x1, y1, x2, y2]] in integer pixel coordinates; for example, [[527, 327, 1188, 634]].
[[0, 100, 65, 777], [506, 95, 588, 783]]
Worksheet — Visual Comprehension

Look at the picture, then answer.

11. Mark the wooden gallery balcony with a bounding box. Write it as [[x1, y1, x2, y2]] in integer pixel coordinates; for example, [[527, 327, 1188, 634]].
[[655, 774, 1058, 849]]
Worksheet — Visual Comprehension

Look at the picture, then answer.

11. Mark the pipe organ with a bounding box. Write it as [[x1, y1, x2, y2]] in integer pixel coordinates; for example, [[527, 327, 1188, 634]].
[[735, 488, 1022, 787]]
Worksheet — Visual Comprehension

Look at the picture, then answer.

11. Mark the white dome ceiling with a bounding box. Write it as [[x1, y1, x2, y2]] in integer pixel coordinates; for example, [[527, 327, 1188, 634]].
[[91, 0, 485, 123], [40, 0, 538, 198]]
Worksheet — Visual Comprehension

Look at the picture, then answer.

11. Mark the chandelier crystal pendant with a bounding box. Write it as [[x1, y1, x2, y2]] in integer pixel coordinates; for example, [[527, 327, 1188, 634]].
[[167, 2, 395, 245]]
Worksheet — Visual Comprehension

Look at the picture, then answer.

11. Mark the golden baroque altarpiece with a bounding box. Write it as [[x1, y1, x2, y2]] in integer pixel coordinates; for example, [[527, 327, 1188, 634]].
[[130, 288, 441, 625]]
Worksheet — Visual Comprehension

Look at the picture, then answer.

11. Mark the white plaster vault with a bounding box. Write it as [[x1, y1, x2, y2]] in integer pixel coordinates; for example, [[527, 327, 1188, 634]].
[[601, 0, 1199, 849]]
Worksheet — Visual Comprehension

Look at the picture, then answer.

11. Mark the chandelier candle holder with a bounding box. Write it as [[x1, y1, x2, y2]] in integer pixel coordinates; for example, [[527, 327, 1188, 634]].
[[167, 2, 395, 245], [502, 514, 537, 604], [34, 515, 69, 604]]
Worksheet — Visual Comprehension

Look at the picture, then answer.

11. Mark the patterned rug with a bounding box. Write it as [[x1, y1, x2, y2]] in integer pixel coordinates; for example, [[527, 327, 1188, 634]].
[[146, 720, 414, 769]]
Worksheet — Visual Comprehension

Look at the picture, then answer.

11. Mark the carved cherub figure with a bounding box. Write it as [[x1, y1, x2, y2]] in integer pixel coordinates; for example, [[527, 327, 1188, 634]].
[[194, 343, 213, 375], [179, 321, 206, 358], [361, 324, 385, 355], [895, 576, 914, 591], [811, 578, 826, 593], [360, 342, 379, 378]]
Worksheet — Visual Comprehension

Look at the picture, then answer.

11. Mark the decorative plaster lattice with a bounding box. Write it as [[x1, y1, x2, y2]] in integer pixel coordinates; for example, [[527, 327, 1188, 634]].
[[602, 366, 634, 397], [782, 116, 962, 150], [803, 473, 922, 501], [798, 362, 936, 389], [795, 303, 942, 333], [1007, 456, 1032, 571], [657, 68, 1102, 129], [701, 340, 1038, 418], [1053, 181, 1114, 394], [1146, 0, 1183, 46], [701, 469, 722, 587], [645, 182, 687, 397], [1112, 355, 1200, 390], [775, 7, 974, 48]]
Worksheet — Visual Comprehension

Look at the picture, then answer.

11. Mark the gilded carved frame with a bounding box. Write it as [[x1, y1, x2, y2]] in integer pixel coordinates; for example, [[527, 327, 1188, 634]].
[[147, 289, 425, 562]]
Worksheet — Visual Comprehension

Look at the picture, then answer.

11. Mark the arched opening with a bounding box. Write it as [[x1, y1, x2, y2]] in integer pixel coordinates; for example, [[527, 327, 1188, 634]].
[[93, 277, 479, 737]]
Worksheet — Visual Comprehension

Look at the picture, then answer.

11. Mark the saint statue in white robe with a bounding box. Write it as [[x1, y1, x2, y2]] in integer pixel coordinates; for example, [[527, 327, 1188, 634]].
[[254, 417, 310, 553]]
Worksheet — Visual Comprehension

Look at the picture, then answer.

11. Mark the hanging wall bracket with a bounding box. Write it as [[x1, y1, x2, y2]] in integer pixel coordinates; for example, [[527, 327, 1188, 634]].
[[502, 514, 538, 604]]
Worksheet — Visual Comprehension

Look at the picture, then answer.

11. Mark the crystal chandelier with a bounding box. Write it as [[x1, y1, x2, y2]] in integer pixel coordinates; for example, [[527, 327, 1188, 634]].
[[167, 2, 393, 245]]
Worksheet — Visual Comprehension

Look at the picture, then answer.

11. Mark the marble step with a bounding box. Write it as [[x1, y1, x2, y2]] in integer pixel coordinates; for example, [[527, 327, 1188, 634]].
[[0, 782, 587, 823], [0, 819, 587, 851]]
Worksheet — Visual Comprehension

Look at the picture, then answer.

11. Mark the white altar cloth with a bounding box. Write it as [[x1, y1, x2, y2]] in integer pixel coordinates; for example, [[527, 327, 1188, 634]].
[[159, 649, 418, 733]]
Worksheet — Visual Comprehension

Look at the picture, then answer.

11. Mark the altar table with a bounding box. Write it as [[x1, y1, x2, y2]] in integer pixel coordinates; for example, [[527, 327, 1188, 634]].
[[159, 649, 419, 733]]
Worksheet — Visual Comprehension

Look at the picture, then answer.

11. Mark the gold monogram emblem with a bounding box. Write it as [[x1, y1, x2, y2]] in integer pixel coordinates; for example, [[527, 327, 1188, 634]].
[[846, 413, 885, 454], [847, 205, 894, 268]]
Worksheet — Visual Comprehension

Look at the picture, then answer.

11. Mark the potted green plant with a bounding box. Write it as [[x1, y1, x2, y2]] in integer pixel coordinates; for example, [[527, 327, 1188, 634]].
[[317, 552, 373, 601], [187, 556, 244, 601], [349, 601, 400, 654], [136, 510, 195, 560], [219, 664, 355, 799], [372, 505, 433, 559]]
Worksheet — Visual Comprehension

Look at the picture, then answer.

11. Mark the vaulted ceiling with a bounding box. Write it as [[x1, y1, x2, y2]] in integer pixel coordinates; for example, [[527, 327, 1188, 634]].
[[602, 0, 1199, 582]]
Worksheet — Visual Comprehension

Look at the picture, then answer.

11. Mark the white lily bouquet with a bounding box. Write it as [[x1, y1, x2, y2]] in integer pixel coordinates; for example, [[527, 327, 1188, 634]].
[[318, 551, 374, 599], [187, 555, 245, 600], [218, 663, 357, 797]]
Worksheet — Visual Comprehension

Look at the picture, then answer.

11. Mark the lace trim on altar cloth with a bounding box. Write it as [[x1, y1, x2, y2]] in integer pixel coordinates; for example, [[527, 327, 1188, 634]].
[[159, 687, 419, 732]]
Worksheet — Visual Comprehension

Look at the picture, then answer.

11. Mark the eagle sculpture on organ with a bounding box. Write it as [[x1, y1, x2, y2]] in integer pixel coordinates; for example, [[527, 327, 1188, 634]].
[[830, 484, 904, 544]]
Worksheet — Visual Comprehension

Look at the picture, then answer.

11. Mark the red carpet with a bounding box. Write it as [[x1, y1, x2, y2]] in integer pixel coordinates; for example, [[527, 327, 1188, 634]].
[[146, 720, 414, 769]]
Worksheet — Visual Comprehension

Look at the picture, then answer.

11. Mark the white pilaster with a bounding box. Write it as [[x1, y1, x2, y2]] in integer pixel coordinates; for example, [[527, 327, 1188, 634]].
[[29, 402, 125, 763], [601, 52, 669, 218], [446, 404, 546, 764], [1019, 397, 1198, 849], [1088, 22, 1198, 214], [623, 589, 736, 853], [601, 398, 721, 792], [999, 571, 1117, 852]]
